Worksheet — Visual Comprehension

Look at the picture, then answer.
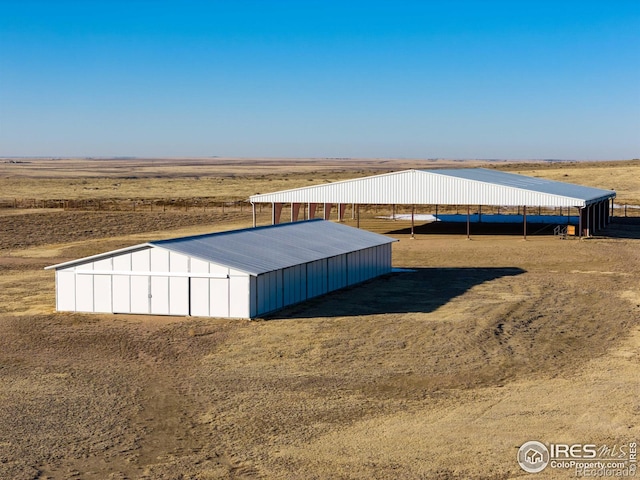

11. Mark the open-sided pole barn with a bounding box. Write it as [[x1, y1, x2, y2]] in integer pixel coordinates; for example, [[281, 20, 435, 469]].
[[45, 220, 396, 319], [249, 168, 616, 238]]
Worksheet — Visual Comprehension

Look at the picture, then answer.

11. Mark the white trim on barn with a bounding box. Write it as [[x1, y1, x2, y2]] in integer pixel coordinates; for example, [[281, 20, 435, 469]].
[[45, 220, 396, 319]]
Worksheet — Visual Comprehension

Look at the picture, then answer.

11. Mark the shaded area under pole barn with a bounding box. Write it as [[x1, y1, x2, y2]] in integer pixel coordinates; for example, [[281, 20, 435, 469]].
[[264, 200, 613, 241]]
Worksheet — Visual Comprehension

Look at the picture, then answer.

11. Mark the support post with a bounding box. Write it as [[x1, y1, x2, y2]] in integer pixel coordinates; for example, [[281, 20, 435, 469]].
[[597, 201, 601, 231], [578, 207, 583, 238], [356, 204, 360, 229], [466, 205, 471, 240], [586, 204, 591, 237], [272, 202, 283, 225], [392, 204, 396, 220], [523, 205, 527, 240], [309, 203, 318, 219], [339, 203, 347, 222], [291, 203, 301, 222], [411, 205, 415, 239], [252, 202, 256, 228], [323, 203, 332, 220]]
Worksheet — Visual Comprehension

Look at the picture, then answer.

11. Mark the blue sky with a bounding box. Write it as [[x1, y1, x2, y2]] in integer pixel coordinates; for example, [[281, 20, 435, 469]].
[[1, 0, 638, 159]]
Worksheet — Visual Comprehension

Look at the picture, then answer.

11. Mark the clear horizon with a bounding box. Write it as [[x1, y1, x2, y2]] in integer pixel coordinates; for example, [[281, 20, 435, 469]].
[[1, 1, 639, 160], [2, 156, 638, 162]]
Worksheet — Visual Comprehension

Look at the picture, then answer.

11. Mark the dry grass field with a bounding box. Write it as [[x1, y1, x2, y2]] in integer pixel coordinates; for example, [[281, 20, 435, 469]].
[[2, 157, 638, 205], [0, 158, 639, 479]]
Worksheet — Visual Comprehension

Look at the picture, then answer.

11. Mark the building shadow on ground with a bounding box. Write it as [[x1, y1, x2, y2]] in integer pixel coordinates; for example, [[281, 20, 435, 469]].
[[267, 267, 525, 320]]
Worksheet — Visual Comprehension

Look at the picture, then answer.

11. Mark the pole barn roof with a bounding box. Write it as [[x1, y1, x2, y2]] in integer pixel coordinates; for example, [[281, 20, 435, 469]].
[[46, 219, 396, 276], [249, 168, 615, 208]]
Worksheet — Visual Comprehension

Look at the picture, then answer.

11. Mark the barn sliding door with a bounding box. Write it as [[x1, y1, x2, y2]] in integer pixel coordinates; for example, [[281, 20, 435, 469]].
[[189, 277, 230, 317], [190, 277, 209, 316], [127, 275, 189, 315], [130, 276, 150, 314], [169, 277, 189, 315], [150, 276, 169, 315]]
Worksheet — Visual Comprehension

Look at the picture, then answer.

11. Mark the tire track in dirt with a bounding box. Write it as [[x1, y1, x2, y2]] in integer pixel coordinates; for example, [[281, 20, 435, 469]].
[[0, 314, 260, 479]]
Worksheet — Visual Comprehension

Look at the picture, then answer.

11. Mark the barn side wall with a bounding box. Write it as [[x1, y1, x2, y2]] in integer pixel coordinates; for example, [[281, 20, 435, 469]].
[[253, 243, 393, 317]]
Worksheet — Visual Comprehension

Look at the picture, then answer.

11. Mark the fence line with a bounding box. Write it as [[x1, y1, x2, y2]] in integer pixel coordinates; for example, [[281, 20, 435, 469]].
[[1, 198, 640, 218], [0, 198, 256, 212]]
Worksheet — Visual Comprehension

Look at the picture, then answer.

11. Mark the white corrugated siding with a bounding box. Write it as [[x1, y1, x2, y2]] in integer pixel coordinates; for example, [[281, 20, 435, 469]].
[[250, 169, 615, 207], [53, 246, 251, 318], [253, 243, 393, 317]]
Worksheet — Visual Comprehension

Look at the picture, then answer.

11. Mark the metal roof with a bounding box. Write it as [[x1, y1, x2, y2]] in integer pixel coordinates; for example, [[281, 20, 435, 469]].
[[249, 168, 615, 207], [46, 220, 396, 275]]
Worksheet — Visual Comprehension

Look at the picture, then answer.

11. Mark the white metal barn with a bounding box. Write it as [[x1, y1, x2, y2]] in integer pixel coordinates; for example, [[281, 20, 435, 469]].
[[249, 168, 616, 237], [45, 220, 396, 319]]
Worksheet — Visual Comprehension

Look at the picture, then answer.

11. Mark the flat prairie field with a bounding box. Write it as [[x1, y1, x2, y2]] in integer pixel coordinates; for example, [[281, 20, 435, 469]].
[[0, 158, 639, 479]]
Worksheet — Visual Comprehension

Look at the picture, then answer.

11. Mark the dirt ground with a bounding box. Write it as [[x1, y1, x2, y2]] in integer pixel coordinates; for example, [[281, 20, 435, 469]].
[[0, 159, 639, 479]]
